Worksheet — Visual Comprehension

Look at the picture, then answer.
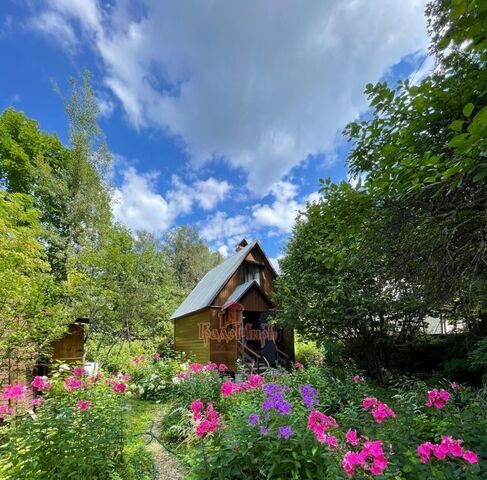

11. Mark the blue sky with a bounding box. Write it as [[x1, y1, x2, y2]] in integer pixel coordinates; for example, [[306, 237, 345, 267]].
[[0, 0, 432, 265]]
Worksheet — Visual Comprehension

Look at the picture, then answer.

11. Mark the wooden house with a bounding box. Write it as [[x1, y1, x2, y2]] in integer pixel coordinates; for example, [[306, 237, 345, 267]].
[[171, 240, 294, 371]]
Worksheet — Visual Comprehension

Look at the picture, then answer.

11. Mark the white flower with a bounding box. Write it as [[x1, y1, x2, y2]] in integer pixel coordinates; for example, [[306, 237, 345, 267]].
[[172, 376, 181, 384]]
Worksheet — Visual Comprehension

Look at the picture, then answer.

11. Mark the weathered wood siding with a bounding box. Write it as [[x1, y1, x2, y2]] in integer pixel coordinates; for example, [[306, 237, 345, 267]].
[[240, 287, 272, 312], [174, 310, 210, 363], [245, 247, 275, 297], [213, 269, 242, 306], [209, 309, 238, 371], [52, 324, 84, 362]]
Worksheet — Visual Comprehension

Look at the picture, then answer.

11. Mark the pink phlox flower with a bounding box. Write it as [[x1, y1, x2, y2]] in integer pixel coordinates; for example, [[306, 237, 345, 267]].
[[192, 401, 221, 438], [352, 375, 362, 384], [2, 383, 27, 400], [463, 450, 478, 464], [205, 362, 218, 371], [417, 436, 477, 465], [32, 397, 46, 406], [294, 362, 304, 369], [362, 397, 378, 410], [64, 377, 84, 391], [325, 434, 338, 447], [0, 404, 15, 419], [189, 363, 205, 372], [248, 374, 264, 388], [450, 382, 460, 390], [426, 389, 450, 409], [76, 400, 93, 411], [152, 352, 161, 361], [346, 429, 360, 446], [191, 399, 204, 420], [31, 376, 52, 391], [343, 440, 388, 477], [73, 367, 86, 378], [308, 411, 338, 443], [113, 382, 127, 394], [218, 363, 228, 372], [362, 397, 395, 423]]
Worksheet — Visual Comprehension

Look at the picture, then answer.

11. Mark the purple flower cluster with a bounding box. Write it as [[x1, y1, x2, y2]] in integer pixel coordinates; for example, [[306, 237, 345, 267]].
[[262, 384, 292, 415], [248, 413, 260, 426], [278, 425, 293, 439], [300, 384, 320, 410]]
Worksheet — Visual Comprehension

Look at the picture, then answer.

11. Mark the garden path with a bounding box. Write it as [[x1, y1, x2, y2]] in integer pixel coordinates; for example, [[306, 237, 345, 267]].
[[144, 408, 185, 480]]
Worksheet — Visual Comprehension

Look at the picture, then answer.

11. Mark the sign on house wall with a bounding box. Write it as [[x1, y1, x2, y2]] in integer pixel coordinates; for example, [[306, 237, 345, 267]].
[[197, 303, 278, 347]]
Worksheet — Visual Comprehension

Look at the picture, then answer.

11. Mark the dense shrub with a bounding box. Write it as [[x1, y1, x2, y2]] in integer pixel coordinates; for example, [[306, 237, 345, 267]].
[[295, 338, 325, 367], [0, 366, 151, 480], [162, 363, 486, 479]]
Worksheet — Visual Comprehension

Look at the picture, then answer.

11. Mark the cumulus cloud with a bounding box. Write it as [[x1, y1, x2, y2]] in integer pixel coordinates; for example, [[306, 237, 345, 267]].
[[112, 167, 230, 233], [30, 0, 429, 194], [252, 181, 319, 233]]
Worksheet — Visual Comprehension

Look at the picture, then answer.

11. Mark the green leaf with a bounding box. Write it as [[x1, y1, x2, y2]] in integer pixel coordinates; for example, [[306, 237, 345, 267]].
[[463, 102, 474, 117], [472, 168, 487, 182], [449, 119, 464, 132]]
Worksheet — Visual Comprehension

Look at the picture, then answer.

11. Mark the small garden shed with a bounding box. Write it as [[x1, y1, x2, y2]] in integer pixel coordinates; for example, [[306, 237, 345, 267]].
[[171, 240, 294, 371]]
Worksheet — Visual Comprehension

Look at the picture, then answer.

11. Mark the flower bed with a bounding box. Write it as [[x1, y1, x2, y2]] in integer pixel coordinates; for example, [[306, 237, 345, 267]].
[[153, 362, 486, 479], [0, 366, 152, 480]]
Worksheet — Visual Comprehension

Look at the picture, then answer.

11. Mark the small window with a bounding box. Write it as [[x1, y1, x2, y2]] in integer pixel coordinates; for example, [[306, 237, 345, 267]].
[[245, 264, 261, 285]]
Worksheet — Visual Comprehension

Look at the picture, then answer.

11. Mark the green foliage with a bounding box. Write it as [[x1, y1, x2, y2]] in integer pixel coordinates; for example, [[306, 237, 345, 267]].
[[275, 0, 487, 378], [0, 190, 69, 367], [164, 225, 223, 293], [0, 370, 150, 480], [295, 337, 325, 367], [183, 367, 486, 479]]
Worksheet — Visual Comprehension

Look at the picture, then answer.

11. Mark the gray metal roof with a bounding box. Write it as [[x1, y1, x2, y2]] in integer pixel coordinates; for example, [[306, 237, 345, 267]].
[[171, 241, 257, 320], [222, 280, 257, 309]]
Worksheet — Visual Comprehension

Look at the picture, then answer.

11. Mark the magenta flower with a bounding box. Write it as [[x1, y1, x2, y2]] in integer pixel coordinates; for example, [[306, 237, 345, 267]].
[[73, 367, 86, 378], [362, 397, 395, 423], [2, 384, 27, 400], [417, 436, 478, 465], [31, 376, 52, 391], [293, 362, 304, 369], [193, 402, 221, 438], [64, 377, 84, 391], [218, 363, 228, 372], [463, 450, 478, 464], [343, 440, 388, 477], [0, 404, 14, 419], [32, 397, 46, 406], [76, 400, 93, 411], [152, 352, 161, 361], [426, 389, 450, 409], [352, 375, 362, 383], [191, 399, 204, 420], [113, 382, 127, 394], [189, 363, 205, 372], [248, 374, 264, 388], [346, 429, 360, 446]]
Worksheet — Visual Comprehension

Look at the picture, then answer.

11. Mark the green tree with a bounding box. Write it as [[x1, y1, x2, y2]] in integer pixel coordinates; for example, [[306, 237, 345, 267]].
[[275, 182, 427, 377], [345, 0, 487, 324], [164, 225, 223, 292], [68, 225, 182, 351], [0, 191, 69, 378]]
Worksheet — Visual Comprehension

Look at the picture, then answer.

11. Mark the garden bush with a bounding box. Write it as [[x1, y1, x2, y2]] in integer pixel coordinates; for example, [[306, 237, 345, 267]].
[[161, 361, 486, 479], [295, 338, 325, 367], [0, 365, 152, 480]]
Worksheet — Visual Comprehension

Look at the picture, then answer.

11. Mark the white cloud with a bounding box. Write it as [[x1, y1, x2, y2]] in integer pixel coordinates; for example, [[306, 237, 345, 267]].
[[112, 167, 230, 234], [200, 212, 252, 243], [31, 0, 429, 194], [97, 96, 115, 118], [29, 11, 78, 52], [252, 181, 319, 233]]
